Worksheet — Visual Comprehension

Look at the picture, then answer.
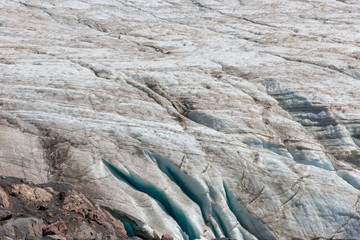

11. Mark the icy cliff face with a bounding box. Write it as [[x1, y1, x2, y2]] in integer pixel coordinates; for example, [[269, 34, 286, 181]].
[[1, 0, 360, 239]]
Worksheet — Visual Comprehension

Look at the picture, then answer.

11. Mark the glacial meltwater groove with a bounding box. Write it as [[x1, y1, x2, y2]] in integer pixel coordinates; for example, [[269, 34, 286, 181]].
[[222, 182, 277, 240], [102, 159, 198, 240], [144, 150, 263, 239]]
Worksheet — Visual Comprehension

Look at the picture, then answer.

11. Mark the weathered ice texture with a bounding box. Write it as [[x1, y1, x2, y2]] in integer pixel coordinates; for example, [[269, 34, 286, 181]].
[[1, 0, 360, 239]]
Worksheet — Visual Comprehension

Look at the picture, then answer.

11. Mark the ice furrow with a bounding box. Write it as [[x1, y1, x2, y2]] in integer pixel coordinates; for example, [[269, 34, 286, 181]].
[[102, 159, 199, 240]]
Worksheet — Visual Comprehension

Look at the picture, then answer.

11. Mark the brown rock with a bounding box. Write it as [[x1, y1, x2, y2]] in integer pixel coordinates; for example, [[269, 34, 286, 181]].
[[0, 187, 10, 208], [8, 184, 53, 202], [45, 187, 58, 195], [61, 190, 91, 213], [43, 220, 68, 236], [73, 221, 102, 239], [102, 209, 127, 237], [61, 191, 106, 225], [211, 239, 236, 240], [161, 233, 174, 240], [0, 176, 129, 239]]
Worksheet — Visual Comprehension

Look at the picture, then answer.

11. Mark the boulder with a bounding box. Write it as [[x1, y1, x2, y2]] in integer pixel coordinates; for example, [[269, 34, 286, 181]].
[[0, 176, 128, 239]]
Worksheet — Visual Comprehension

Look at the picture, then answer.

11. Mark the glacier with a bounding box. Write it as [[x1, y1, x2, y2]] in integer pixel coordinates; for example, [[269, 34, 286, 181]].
[[1, 0, 360, 239]]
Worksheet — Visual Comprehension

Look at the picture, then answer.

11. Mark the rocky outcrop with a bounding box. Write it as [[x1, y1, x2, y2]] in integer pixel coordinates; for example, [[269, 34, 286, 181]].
[[1, 0, 360, 240], [0, 176, 129, 239]]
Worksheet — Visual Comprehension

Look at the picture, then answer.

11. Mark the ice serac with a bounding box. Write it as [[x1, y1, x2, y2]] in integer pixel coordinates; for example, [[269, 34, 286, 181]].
[[1, 0, 360, 239]]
